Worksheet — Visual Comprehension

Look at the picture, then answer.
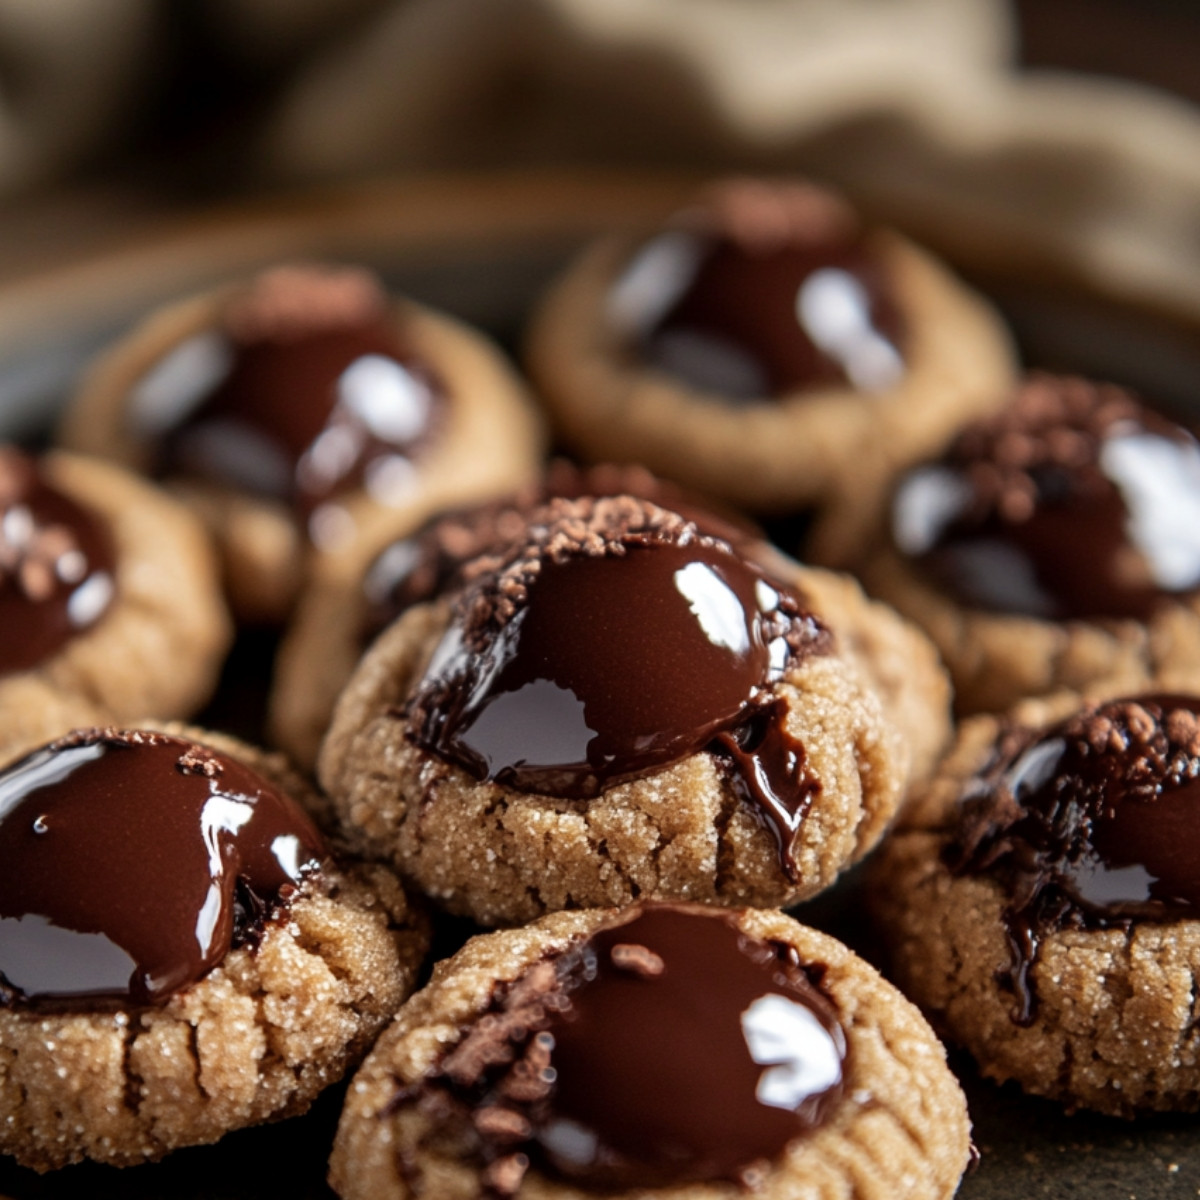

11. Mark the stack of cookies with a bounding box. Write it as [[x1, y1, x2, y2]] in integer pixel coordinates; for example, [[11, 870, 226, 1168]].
[[6, 174, 1199, 1199]]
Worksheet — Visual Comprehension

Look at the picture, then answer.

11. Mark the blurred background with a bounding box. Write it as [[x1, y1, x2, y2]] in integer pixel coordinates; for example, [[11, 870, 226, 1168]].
[[2, 0, 1200, 439], [0, 0, 1197, 267]]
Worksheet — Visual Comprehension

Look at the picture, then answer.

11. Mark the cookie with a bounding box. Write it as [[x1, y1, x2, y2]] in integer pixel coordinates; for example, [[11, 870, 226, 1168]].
[[270, 461, 759, 770], [0, 445, 230, 761], [872, 692, 1200, 1115], [61, 263, 545, 622], [525, 176, 1015, 519], [329, 901, 971, 1200], [318, 491, 951, 924], [837, 373, 1200, 714], [0, 724, 428, 1171]]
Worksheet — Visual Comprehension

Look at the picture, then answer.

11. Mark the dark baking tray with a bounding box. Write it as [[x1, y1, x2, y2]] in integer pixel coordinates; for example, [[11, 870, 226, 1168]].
[[1, 171, 1199, 1199]]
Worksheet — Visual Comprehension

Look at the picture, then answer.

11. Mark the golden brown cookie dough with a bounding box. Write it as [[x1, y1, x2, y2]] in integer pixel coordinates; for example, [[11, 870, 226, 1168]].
[[872, 692, 1200, 1116], [329, 903, 971, 1200], [0, 448, 231, 762], [61, 263, 545, 623], [525, 177, 1015, 520], [0, 722, 428, 1173], [318, 493, 951, 925], [832, 374, 1200, 715], [270, 462, 762, 771]]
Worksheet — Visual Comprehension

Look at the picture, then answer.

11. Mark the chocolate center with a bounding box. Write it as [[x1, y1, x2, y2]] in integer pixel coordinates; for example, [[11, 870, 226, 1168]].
[[361, 465, 758, 643], [892, 375, 1200, 620], [611, 227, 904, 399], [0, 729, 326, 1009], [950, 693, 1200, 1023], [415, 903, 846, 1194], [138, 267, 444, 546], [0, 448, 115, 676], [406, 501, 829, 876]]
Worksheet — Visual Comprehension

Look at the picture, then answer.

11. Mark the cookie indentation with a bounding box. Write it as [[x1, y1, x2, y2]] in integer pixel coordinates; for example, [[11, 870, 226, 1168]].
[[142, 265, 446, 542], [892, 374, 1200, 620], [610, 179, 905, 398], [0, 446, 115, 675], [0, 728, 326, 1008], [405, 903, 846, 1193]]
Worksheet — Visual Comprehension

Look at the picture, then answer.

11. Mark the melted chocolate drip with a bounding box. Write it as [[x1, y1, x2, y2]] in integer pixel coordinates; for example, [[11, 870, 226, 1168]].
[[145, 269, 444, 540], [892, 375, 1200, 620], [406, 503, 830, 873], [711, 698, 821, 882], [0, 729, 326, 1009], [0, 447, 115, 675], [949, 694, 1200, 1023], [612, 227, 904, 399], [410, 903, 847, 1194]]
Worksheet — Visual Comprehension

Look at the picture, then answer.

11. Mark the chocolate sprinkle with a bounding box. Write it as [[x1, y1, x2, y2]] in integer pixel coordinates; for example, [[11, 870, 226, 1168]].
[[360, 462, 758, 642]]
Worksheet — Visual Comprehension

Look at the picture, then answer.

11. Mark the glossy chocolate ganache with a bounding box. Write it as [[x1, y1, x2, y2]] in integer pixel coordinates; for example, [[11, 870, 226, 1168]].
[[949, 694, 1200, 1024], [891, 374, 1200, 620], [0, 729, 326, 1009], [0, 447, 115, 675], [405, 495, 832, 879], [607, 180, 905, 400], [403, 903, 847, 1195], [360, 462, 757, 643], [136, 265, 445, 549]]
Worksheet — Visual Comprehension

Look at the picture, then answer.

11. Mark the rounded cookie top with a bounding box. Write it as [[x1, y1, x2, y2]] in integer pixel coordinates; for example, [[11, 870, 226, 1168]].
[[0, 724, 428, 1171], [872, 692, 1200, 1115], [320, 491, 944, 923], [526, 175, 1015, 515], [849, 374, 1200, 713], [0, 447, 231, 760], [947, 693, 1200, 1023], [270, 462, 762, 773], [330, 902, 971, 1200], [405, 494, 831, 822], [64, 262, 544, 622]]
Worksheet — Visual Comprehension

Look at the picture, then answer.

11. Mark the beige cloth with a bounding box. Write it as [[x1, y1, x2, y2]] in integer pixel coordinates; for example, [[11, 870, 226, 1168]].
[[238, 0, 1200, 318], [257, 0, 1011, 174], [0, 0, 154, 193], [5, 0, 1200, 324], [0, 0, 1013, 189]]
